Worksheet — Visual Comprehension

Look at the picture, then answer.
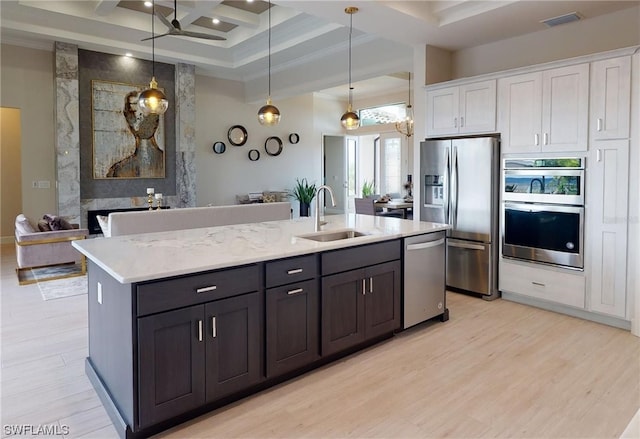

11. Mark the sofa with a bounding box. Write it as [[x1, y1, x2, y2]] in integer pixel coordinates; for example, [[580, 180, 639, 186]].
[[15, 214, 89, 283], [101, 202, 292, 237]]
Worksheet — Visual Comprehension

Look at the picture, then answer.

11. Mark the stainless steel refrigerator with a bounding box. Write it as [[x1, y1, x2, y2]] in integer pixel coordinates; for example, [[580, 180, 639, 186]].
[[420, 135, 500, 299]]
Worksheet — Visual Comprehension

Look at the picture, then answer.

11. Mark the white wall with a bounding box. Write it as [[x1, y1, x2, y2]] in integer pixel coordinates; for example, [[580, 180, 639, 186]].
[[452, 6, 640, 79], [195, 76, 338, 214]]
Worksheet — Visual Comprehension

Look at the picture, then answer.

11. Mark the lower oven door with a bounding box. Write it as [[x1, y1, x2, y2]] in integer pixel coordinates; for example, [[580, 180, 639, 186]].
[[502, 202, 584, 269]]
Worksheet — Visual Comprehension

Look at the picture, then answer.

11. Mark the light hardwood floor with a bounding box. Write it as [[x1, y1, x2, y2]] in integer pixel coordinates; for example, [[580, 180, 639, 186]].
[[2, 243, 639, 438]]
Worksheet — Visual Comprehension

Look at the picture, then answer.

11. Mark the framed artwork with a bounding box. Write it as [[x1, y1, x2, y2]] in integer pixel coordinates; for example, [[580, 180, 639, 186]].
[[91, 80, 165, 179]]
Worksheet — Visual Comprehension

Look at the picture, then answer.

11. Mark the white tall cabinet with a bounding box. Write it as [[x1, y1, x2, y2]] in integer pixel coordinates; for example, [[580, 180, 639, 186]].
[[586, 55, 632, 320], [586, 140, 629, 318]]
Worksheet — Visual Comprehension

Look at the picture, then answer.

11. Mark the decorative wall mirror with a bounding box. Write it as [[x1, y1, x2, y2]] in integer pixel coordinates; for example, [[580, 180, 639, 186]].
[[212, 141, 226, 154], [228, 125, 248, 146], [288, 133, 300, 144], [264, 136, 283, 156], [248, 149, 260, 161]]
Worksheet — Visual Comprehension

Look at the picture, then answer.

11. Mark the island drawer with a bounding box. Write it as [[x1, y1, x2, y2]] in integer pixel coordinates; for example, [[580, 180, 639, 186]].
[[265, 254, 317, 288], [137, 264, 260, 316], [321, 240, 401, 276]]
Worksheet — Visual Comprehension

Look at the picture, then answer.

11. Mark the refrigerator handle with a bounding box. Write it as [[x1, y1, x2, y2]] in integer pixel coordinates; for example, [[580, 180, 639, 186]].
[[452, 146, 459, 228], [444, 148, 451, 224]]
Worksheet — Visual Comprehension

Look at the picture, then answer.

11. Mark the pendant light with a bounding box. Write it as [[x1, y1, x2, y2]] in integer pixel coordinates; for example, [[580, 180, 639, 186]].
[[340, 7, 360, 130], [257, 0, 281, 126], [138, 0, 168, 115], [395, 72, 414, 137]]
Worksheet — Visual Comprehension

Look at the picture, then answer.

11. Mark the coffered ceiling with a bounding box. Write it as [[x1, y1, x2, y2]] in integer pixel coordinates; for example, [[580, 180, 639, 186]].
[[1, 1, 638, 102]]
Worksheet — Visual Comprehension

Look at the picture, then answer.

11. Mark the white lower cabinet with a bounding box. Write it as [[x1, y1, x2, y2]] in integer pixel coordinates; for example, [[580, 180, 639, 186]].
[[586, 140, 629, 318], [499, 258, 585, 309]]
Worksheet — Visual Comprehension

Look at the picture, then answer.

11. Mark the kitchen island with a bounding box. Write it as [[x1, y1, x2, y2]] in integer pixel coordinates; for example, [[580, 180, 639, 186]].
[[73, 214, 449, 438]]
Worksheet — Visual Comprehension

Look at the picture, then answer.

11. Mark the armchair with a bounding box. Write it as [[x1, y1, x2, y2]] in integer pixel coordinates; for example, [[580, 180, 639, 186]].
[[15, 214, 89, 284]]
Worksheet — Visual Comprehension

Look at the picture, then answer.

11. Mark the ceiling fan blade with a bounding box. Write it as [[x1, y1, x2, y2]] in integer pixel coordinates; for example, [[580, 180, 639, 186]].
[[177, 30, 227, 41], [154, 9, 175, 31], [141, 32, 171, 41]]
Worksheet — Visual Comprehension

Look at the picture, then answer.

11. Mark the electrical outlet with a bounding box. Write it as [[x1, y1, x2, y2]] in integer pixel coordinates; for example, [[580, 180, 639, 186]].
[[37, 180, 50, 189], [32, 181, 38, 188]]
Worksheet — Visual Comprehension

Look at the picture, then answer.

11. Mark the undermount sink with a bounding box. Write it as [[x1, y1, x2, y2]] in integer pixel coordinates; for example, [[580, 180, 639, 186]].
[[297, 228, 369, 242]]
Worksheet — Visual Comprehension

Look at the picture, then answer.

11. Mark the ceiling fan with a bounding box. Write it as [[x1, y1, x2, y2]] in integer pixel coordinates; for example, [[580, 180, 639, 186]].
[[142, 0, 226, 41]]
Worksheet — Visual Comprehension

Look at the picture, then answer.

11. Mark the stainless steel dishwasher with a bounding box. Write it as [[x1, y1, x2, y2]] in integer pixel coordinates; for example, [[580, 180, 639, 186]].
[[403, 231, 447, 328]]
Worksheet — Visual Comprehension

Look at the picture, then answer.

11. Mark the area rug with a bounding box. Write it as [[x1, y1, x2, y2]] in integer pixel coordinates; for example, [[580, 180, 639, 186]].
[[38, 274, 87, 301], [17, 263, 84, 285]]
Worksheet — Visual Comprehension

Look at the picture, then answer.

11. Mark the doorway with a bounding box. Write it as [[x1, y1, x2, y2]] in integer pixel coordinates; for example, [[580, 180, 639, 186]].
[[1, 107, 22, 242]]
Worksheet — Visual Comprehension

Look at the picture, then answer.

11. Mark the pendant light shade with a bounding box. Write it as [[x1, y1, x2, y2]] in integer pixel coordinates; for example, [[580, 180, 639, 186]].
[[258, 0, 280, 126], [395, 72, 414, 137], [340, 6, 359, 130], [138, 0, 168, 115]]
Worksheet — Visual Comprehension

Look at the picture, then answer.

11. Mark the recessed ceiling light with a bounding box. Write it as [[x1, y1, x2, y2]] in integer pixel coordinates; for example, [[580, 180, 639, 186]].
[[247, 0, 254, 3], [212, 18, 220, 24], [125, 52, 133, 57], [144, 1, 152, 7]]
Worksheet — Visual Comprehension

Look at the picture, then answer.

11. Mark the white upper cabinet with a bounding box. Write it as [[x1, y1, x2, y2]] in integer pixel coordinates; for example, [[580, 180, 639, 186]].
[[426, 80, 496, 137], [499, 64, 589, 153], [590, 56, 631, 140]]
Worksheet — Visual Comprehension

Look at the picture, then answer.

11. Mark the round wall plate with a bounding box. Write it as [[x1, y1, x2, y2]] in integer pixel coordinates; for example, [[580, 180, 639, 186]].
[[265, 136, 283, 156], [288, 133, 300, 144], [212, 141, 226, 154], [248, 149, 260, 161], [228, 125, 248, 146]]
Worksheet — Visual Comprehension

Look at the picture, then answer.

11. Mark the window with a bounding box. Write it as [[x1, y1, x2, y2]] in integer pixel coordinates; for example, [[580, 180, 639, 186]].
[[380, 136, 402, 195], [358, 103, 406, 127]]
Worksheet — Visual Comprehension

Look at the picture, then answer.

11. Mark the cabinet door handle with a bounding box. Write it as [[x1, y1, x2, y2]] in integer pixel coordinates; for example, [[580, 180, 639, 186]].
[[453, 117, 457, 128], [287, 268, 303, 275], [460, 116, 464, 127], [369, 277, 373, 293], [534, 134, 539, 145], [198, 320, 203, 342], [543, 133, 548, 145], [597, 149, 602, 162], [211, 316, 216, 338], [362, 279, 366, 295], [531, 281, 546, 287], [196, 285, 217, 293], [597, 118, 603, 132], [287, 288, 304, 295]]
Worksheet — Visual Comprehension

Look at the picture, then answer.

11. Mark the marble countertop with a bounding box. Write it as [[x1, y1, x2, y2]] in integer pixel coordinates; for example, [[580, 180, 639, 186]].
[[73, 214, 450, 284]]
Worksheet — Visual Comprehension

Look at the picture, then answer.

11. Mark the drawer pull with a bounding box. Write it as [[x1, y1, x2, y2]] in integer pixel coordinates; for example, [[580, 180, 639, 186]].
[[287, 268, 303, 275], [196, 285, 217, 293], [532, 281, 546, 287], [369, 277, 373, 293], [212, 316, 217, 338], [287, 288, 304, 295], [198, 320, 203, 342], [362, 279, 366, 295]]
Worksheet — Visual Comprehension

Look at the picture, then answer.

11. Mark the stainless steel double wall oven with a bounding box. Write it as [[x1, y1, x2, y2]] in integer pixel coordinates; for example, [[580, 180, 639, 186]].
[[502, 157, 585, 269]]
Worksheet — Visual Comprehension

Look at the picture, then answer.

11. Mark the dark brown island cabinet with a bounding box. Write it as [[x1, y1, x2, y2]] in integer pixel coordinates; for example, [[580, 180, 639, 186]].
[[85, 237, 442, 438]]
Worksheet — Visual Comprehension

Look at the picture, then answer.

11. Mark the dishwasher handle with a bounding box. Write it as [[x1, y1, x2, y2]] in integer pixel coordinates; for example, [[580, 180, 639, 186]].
[[406, 238, 445, 251]]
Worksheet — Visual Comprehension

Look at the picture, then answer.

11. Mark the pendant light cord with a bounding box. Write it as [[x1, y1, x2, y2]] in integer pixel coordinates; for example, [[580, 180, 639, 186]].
[[408, 72, 411, 106], [268, 0, 272, 97], [151, 0, 156, 78], [348, 11, 353, 106]]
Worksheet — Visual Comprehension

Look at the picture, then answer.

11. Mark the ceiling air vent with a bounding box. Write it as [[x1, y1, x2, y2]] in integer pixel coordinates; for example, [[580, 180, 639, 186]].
[[541, 12, 582, 27]]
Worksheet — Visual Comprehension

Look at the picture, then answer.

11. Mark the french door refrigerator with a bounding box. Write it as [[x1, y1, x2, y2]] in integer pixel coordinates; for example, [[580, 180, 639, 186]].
[[420, 135, 500, 299]]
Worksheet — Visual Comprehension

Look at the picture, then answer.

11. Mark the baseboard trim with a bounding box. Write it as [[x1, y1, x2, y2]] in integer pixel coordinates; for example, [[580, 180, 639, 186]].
[[502, 291, 632, 331]]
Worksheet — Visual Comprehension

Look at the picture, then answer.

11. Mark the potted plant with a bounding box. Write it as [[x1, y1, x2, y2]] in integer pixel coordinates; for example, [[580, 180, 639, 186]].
[[289, 177, 317, 217], [362, 180, 375, 198]]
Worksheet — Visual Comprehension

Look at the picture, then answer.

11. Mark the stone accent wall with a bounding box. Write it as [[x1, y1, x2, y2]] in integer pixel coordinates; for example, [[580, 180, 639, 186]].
[[175, 63, 196, 208], [55, 42, 81, 224]]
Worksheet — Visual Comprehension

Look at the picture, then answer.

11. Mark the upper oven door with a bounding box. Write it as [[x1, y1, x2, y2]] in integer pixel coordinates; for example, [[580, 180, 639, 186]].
[[503, 169, 584, 205]]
